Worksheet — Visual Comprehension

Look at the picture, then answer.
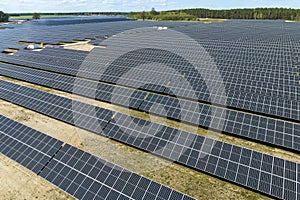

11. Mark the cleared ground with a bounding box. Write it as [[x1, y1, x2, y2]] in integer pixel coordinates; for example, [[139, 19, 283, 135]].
[[0, 154, 74, 200]]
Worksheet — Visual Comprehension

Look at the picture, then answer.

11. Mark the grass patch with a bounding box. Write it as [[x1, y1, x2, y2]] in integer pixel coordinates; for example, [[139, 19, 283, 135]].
[[0, 26, 14, 30], [285, 20, 300, 22], [15, 110, 31, 122], [58, 41, 76, 45], [199, 18, 227, 23], [18, 41, 35, 44], [2, 48, 19, 54]]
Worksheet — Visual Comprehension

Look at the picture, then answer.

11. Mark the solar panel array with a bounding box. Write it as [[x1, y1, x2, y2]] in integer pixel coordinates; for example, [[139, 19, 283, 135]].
[[175, 20, 300, 43], [0, 115, 195, 200], [0, 19, 198, 50], [0, 34, 299, 122], [0, 80, 300, 199], [1, 63, 299, 153], [1, 19, 300, 199], [0, 115, 63, 174]]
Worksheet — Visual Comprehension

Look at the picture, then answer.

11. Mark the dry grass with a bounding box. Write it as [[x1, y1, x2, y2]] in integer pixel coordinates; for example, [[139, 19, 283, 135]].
[[62, 40, 95, 51], [0, 154, 74, 200]]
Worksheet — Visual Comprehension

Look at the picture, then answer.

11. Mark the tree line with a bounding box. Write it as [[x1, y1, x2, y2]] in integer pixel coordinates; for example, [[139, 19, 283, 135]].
[[129, 10, 196, 21], [183, 8, 300, 20], [4, 8, 300, 22], [129, 8, 300, 21], [0, 11, 9, 22]]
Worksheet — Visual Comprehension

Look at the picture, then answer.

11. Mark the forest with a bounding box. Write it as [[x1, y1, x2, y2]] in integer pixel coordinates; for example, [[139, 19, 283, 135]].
[[5, 8, 300, 22], [0, 11, 9, 22], [129, 8, 300, 21]]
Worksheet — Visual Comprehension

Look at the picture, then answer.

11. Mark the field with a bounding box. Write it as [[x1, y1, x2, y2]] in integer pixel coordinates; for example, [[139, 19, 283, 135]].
[[0, 17, 299, 200]]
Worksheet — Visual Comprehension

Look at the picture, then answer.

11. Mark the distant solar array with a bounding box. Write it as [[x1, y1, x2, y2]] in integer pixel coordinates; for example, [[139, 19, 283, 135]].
[[0, 19, 198, 50], [30, 16, 133, 26], [0, 115, 195, 200], [0, 81, 299, 199], [175, 20, 300, 43]]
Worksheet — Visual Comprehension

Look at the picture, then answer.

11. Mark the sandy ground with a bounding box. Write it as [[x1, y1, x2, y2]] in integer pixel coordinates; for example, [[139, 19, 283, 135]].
[[63, 42, 95, 52], [0, 154, 74, 200]]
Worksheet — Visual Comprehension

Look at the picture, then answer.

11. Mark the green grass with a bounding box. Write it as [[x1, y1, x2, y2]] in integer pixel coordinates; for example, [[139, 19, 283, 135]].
[[200, 18, 227, 23], [285, 20, 300, 22]]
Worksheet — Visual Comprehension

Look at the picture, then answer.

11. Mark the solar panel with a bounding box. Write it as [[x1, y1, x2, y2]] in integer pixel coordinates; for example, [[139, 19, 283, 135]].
[[0, 81, 299, 199], [0, 115, 63, 173], [40, 144, 195, 200], [1, 44, 299, 122], [0, 115, 194, 200], [0, 65, 299, 153], [1, 19, 300, 200]]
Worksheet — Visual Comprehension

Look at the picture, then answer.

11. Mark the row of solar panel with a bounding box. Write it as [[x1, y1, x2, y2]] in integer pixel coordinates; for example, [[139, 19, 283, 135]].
[[23, 40, 294, 61], [174, 21, 300, 43], [1, 52, 299, 122], [2, 52, 298, 107], [0, 81, 299, 199], [14, 48, 298, 97], [0, 63, 299, 153], [14, 49, 297, 84], [199, 39, 295, 50], [195, 45, 298, 60], [13, 45, 300, 99], [104, 37, 296, 71], [15, 48, 89, 61], [54, 38, 295, 81], [31, 17, 133, 26], [0, 115, 194, 200], [7, 38, 298, 95], [19, 42, 295, 69], [98, 35, 295, 89], [97, 34, 295, 65]]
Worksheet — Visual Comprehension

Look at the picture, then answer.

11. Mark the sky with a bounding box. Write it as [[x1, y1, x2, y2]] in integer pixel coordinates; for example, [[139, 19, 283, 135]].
[[1, 0, 300, 13]]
